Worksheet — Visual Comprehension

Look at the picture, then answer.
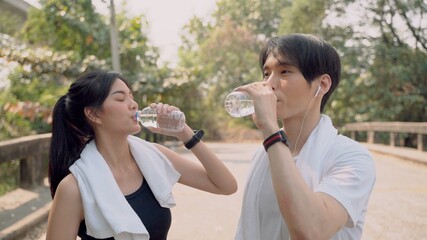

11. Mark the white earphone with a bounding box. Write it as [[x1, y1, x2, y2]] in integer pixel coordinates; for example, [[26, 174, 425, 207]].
[[315, 86, 321, 97]]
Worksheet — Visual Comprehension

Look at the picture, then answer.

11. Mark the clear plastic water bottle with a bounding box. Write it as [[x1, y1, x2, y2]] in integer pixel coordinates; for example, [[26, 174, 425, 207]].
[[224, 91, 254, 117], [135, 107, 185, 132]]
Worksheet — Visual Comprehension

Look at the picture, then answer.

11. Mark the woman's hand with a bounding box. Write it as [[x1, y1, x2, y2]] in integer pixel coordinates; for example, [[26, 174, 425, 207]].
[[144, 103, 193, 140]]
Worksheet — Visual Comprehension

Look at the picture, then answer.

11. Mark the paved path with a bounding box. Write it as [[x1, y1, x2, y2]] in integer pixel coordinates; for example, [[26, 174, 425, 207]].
[[166, 143, 427, 240], [362, 151, 427, 240], [168, 143, 255, 240], [3, 142, 427, 240]]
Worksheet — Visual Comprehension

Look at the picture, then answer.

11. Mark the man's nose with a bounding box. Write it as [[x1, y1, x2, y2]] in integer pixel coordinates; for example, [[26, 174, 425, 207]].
[[265, 74, 278, 90]]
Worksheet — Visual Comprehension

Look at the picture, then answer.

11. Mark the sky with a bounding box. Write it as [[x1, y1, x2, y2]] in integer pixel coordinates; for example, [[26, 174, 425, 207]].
[[95, 0, 219, 65], [24, 0, 218, 64], [127, 0, 218, 63]]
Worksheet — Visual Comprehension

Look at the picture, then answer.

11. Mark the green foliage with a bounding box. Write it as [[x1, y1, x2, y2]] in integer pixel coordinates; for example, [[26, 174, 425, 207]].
[[0, 32, 108, 139], [214, 0, 291, 38], [341, 0, 427, 123], [20, 0, 110, 60], [116, 12, 167, 105], [1, 0, 426, 143], [178, 15, 264, 135], [366, 44, 427, 121], [177, 0, 426, 133], [0, 8, 26, 37], [0, 161, 19, 195], [279, 0, 328, 34], [1, 0, 165, 140]]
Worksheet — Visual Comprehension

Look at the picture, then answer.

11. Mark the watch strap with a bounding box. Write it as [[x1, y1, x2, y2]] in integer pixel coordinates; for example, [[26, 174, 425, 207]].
[[263, 129, 289, 151], [185, 129, 205, 149]]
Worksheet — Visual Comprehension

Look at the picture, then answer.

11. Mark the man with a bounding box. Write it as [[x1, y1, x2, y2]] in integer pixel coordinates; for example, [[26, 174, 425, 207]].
[[234, 34, 376, 240]]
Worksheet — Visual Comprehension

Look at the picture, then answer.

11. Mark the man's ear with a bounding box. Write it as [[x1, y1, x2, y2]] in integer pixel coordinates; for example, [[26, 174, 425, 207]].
[[319, 74, 332, 94], [84, 107, 101, 124]]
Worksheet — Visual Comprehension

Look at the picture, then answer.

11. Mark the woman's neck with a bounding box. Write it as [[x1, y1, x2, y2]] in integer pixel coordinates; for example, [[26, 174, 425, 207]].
[[93, 133, 133, 168]]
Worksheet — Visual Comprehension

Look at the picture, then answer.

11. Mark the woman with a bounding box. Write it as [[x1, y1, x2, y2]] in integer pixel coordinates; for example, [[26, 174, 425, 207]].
[[46, 70, 237, 240]]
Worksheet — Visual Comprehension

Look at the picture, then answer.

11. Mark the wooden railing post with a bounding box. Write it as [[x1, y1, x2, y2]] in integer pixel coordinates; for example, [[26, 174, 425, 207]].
[[368, 131, 375, 144], [20, 154, 46, 189], [390, 132, 395, 147], [418, 134, 424, 151], [351, 131, 356, 140]]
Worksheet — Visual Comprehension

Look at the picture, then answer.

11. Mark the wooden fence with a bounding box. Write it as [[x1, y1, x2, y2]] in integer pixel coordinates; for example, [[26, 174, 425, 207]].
[[1, 122, 426, 189], [342, 122, 427, 151], [0, 133, 51, 189], [0, 131, 167, 189]]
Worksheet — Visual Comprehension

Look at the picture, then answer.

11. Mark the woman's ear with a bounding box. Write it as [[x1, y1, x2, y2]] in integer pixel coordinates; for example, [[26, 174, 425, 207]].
[[84, 107, 101, 125]]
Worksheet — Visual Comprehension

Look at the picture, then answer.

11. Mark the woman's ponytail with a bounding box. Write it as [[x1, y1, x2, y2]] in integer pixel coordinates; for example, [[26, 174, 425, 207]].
[[48, 95, 85, 198]]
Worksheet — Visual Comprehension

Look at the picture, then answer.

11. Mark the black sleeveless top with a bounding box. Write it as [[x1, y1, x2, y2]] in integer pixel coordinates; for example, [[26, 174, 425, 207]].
[[78, 180, 172, 240]]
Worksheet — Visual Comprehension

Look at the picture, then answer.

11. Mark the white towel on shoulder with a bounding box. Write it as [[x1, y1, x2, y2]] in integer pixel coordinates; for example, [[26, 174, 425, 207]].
[[69, 135, 181, 240]]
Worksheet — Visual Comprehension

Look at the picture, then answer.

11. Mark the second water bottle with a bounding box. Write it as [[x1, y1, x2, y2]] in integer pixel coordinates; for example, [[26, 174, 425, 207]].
[[135, 107, 185, 132], [224, 91, 254, 117]]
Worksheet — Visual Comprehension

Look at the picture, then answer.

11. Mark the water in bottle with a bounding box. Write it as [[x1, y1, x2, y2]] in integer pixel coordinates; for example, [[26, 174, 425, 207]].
[[135, 107, 185, 132], [224, 91, 254, 117]]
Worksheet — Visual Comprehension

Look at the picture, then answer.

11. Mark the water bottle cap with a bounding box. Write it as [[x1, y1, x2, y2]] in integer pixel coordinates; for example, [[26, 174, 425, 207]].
[[134, 110, 139, 121]]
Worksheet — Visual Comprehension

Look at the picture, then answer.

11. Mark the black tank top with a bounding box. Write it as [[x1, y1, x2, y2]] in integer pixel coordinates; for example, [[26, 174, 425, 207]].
[[78, 180, 171, 240]]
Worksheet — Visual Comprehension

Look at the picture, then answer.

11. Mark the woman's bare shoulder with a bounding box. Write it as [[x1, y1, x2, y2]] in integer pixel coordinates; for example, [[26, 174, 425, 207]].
[[54, 174, 81, 201]]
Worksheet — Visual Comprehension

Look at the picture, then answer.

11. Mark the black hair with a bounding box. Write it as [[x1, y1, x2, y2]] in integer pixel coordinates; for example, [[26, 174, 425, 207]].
[[259, 34, 341, 112], [48, 70, 129, 198]]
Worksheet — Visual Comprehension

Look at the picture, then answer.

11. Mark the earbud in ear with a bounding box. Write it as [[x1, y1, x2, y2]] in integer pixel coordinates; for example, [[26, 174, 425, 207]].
[[315, 86, 321, 97]]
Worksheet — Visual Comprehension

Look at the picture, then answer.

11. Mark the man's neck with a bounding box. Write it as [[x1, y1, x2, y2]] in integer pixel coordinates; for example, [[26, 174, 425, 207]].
[[283, 112, 322, 155]]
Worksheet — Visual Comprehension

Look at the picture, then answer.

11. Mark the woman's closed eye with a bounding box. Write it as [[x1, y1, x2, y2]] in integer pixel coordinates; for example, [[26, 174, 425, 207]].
[[114, 93, 133, 102]]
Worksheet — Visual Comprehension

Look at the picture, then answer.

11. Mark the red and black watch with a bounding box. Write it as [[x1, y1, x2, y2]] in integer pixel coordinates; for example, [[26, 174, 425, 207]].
[[263, 129, 290, 152]]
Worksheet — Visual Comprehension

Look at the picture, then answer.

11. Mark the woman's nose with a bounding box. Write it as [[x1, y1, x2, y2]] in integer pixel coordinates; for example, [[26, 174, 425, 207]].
[[130, 99, 138, 110]]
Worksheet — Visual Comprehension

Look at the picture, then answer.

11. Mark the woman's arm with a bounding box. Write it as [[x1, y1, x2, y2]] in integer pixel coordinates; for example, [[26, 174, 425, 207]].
[[155, 126, 237, 195], [145, 103, 237, 195], [46, 174, 83, 240]]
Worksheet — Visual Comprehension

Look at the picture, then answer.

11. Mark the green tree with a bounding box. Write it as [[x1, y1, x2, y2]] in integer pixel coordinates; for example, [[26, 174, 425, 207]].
[[214, 0, 290, 38], [279, 0, 329, 34], [0, 33, 107, 139], [178, 16, 262, 137], [21, 0, 110, 61], [345, 0, 427, 122], [276, 0, 426, 124], [1, 0, 169, 140], [0, 8, 26, 36]]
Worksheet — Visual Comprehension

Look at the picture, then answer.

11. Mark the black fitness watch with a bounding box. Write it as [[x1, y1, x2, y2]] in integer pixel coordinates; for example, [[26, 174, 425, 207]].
[[184, 129, 205, 149]]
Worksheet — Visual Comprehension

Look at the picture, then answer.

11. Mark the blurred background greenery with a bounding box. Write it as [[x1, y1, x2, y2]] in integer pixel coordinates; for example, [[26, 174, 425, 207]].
[[0, 0, 426, 139]]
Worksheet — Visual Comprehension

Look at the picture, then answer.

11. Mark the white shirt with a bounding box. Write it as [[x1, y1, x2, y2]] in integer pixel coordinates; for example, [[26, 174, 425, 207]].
[[235, 115, 376, 240]]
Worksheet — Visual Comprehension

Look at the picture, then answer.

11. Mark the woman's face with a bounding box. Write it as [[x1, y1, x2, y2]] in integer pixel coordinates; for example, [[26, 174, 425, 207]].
[[95, 79, 141, 136]]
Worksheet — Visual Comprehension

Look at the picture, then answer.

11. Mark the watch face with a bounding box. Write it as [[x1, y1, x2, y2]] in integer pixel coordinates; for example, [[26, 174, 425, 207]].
[[196, 129, 204, 139], [279, 130, 289, 147]]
